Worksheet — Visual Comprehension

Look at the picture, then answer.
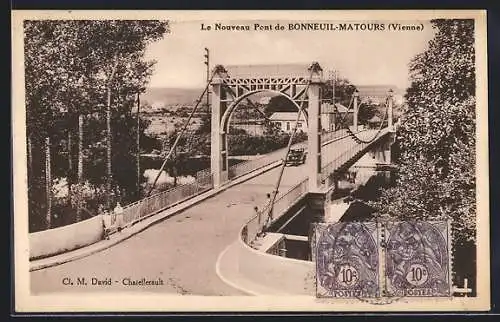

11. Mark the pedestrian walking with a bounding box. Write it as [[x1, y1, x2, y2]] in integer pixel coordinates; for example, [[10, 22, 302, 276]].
[[114, 202, 124, 233], [101, 206, 112, 240]]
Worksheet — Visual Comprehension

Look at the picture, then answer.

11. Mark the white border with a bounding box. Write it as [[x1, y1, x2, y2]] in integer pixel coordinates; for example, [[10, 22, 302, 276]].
[[12, 9, 489, 312]]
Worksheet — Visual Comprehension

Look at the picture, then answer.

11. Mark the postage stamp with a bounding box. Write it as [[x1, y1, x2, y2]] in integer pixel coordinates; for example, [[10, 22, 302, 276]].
[[314, 220, 452, 302], [384, 221, 452, 298], [11, 9, 489, 313], [315, 222, 379, 298]]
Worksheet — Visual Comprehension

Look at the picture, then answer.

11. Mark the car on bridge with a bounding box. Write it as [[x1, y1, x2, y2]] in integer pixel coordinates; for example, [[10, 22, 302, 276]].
[[285, 148, 307, 166]]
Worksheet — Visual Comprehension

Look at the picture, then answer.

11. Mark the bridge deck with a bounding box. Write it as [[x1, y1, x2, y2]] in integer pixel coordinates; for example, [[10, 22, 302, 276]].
[[30, 129, 386, 295]]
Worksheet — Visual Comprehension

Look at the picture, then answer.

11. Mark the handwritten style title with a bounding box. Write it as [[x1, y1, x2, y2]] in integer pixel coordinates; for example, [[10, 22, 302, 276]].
[[200, 22, 424, 32]]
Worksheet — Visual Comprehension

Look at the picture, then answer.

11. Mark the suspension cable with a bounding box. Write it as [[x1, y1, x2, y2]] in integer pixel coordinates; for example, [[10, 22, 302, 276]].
[[147, 71, 217, 196], [223, 84, 272, 122], [331, 94, 354, 129], [262, 87, 391, 229], [263, 71, 314, 229], [331, 94, 376, 132], [335, 94, 391, 144]]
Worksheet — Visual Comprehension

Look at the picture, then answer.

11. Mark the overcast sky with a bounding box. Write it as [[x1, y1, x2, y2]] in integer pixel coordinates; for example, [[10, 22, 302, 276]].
[[144, 19, 436, 89]]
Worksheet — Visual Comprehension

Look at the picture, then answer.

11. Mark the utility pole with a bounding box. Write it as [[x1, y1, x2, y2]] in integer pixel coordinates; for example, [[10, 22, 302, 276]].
[[78, 114, 84, 182], [353, 90, 359, 131], [67, 125, 73, 210], [136, 92, 141, 197], [76, 114, 84, 222], [106, 87, 112, 209], [388, 88, 394, 130], [329, 69, 336, 104], [204, 48, 210, 111], [67, 130, 72, 174], [106, 60, 118, 210], [329, 69, 337, 131], [45, 137, 52, 229]]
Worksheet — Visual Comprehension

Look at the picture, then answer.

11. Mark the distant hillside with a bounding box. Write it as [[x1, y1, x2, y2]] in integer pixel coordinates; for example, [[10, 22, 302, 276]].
[[141, 85, 405, 110], [356, 85, 404, 96], [142, 87, 203, 106], [142, 87, 277, 108]]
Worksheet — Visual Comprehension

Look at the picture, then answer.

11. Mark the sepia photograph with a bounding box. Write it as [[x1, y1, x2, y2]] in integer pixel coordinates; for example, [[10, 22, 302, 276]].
[[11, 10, 489, 312]]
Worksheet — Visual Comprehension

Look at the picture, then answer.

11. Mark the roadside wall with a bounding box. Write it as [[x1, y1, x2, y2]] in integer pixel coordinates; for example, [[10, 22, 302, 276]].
[[30, 215, 104, 260], [237, 230, 315, 295]]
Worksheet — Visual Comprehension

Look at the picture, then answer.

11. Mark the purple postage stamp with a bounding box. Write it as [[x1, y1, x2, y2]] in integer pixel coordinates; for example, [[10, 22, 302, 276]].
[[315, 222, 379, 298], [384, 221, 452, 297]]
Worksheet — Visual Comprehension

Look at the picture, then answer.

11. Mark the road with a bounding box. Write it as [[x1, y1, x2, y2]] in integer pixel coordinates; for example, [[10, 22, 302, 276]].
[[31, 163, 308, 295], [30, 129, 383, 295]]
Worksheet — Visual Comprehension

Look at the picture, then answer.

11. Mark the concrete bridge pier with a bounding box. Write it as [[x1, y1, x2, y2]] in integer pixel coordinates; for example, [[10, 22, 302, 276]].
[[306, 192, 327, 223], [370, 141, 391, 165], [322, 186, 336, 222], [369, 134, 393, 165]]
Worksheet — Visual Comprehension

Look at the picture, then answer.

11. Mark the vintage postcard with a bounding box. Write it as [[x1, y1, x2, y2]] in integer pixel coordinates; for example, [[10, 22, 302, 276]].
[[12, 10, 489, 312]]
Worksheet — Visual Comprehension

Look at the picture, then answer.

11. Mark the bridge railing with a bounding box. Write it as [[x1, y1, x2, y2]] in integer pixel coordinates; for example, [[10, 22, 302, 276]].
[[226, 138, 309, 182], [319, 140, 366, 188], [318, 128, 390, 187], [111, 135, 310, 231], [270, 178, 309, 220], [320, 128, 349, 143], [225, 127, 355, 183], [242, 203, 270, 245], [227, 155, 278, 180], [114, 170, 214, 228], [242, 178, 309, 245], [113, 128, 372, 233]]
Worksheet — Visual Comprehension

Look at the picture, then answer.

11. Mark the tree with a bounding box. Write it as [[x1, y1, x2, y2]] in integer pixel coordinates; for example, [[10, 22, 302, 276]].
[[24, 20, 169, 230], [24, 21, 87, 229], [371, 19, 476, 290], [264, 96, 297, 116], [195, 112, 211, 135], [357, 101, 378, 124], [78, 21, 168, 207], [322, 77, 358, 107]]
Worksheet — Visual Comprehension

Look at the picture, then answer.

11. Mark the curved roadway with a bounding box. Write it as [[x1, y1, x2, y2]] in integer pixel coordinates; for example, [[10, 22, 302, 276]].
[[31, 164, 307, 295], [30, 129, 382, 295]]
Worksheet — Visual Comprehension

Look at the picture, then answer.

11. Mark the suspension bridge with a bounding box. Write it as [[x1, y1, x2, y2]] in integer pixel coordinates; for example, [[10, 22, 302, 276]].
[[30, 62, 397, 295]]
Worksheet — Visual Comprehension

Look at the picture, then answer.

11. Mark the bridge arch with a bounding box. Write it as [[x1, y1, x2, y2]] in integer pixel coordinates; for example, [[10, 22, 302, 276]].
[[220, 89, 309, 134]]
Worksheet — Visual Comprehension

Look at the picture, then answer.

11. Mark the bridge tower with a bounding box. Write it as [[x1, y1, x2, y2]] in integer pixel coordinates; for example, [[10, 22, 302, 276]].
[[209, 62, 324, 189], [210, 65, 228, 187], [306, 63, 323, 192]]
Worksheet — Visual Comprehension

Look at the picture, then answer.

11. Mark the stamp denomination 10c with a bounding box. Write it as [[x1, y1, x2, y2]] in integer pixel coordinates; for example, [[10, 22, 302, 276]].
[[314, 220, 452, 302], [315, 222, 379, 298], [384, 221, 451, 298]]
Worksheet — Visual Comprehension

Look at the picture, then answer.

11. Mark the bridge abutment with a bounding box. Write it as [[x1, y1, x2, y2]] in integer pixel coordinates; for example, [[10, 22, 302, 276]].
[[369, 134, 393, 164]]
